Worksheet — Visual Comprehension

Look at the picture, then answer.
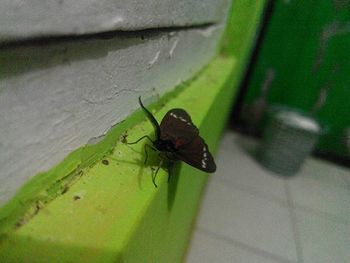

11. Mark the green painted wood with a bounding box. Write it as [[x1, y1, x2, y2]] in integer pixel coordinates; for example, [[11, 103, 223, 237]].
[[0, 1, 268, 261], [242, 0, 350, 159]]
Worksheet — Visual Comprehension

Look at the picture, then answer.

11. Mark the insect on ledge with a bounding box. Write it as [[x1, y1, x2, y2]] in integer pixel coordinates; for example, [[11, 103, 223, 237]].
[[125, 96, 216, 187]]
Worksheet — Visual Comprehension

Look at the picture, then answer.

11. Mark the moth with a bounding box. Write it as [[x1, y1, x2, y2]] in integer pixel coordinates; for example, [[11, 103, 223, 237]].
[[127, 96, 216, 187]]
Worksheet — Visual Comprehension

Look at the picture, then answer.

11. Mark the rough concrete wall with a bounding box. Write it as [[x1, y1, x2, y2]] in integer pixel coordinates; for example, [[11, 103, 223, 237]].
[[0, 0, 230, 205], [0, 0, 229, 42]]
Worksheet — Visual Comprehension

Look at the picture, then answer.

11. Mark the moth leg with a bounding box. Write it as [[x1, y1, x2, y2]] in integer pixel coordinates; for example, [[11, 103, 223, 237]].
[[152, 158, 164, 188], [126, 135, 154, 145], [144, 144, 157, 165]]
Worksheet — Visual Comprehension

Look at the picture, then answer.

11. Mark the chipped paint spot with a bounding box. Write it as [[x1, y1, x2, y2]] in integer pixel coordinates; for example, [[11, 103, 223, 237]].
[[102, 15, 124, 29], [148, 51, 160, 68], [87, 134, 106, 145], [313, 21, 350, 72], [198, 25, 219, 37], [333, 0, 350, 10], [169, 39, 178, 58], [312, 87, 329, 113]]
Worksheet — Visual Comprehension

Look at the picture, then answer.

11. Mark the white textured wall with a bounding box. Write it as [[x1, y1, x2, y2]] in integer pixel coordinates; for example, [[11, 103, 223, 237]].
[[0, 0, 230, 205]]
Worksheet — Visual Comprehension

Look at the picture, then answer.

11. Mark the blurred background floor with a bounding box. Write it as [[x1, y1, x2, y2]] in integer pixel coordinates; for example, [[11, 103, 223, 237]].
[[185, 130, 350, 263]]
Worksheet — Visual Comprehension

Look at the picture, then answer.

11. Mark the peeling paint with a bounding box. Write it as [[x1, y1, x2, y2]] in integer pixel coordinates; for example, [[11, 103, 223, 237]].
[[313, 21, 350, 72], [87, 135, 106, 145], [82, 87, 139, 105], [169, 39, 178, 58], [312, 86, 329, 113], [332, 0, 350, 11], [198, 25, 219, 37], [104, 15, 125, 28], [14, 168, 84, 230], [148, 50, 161, 68]]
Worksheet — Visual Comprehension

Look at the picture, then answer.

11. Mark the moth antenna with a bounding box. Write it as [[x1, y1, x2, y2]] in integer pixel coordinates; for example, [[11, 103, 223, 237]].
[[139, 96, 161, 140]]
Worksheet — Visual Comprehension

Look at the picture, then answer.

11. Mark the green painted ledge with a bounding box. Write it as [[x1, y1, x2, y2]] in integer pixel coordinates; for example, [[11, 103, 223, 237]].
[[0, 1, 267, 262], [0, 56, 235, 263]]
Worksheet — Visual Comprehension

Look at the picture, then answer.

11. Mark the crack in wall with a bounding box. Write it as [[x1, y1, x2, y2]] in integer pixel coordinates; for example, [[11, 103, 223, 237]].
[[0, 22, 217, 48]]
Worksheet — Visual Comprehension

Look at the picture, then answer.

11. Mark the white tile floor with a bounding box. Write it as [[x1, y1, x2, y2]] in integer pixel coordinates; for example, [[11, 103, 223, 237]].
[[186, 131, 350, 263]]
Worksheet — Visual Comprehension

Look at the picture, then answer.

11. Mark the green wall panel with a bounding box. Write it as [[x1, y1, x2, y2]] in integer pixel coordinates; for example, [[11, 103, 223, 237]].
[[241, 0, 350, 159]]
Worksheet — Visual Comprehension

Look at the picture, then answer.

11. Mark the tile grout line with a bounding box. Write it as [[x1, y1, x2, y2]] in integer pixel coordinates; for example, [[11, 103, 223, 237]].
[[215, 170, 350, 225], [214, 176, 289, 206], [196, 225, 298, 263], [284, 181, 304, 263], [292, 201, 350, 225]]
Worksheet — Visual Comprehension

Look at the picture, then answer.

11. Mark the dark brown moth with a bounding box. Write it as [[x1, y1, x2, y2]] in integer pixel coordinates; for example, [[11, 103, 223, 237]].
[[127, 97, 216, 187]]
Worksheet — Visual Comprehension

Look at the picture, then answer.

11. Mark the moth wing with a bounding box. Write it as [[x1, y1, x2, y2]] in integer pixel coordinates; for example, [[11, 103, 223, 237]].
[[176, 136, 216, 173], [159, 108, 199, 148]]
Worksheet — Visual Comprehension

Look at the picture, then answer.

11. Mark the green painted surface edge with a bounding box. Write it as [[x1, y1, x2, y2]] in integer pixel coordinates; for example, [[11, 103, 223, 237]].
[[0, 79, 202, 238], [220, 0, 267, 58]]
